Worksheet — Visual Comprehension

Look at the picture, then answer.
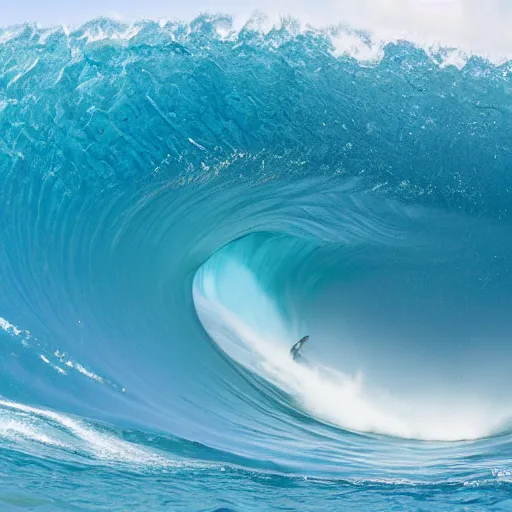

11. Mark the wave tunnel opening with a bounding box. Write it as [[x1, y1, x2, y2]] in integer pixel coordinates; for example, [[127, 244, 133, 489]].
[[193, 198, 512, 442]]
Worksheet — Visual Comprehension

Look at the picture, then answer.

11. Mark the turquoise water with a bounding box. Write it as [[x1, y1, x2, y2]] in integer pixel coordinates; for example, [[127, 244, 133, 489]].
[[0, 15, 512, 511]]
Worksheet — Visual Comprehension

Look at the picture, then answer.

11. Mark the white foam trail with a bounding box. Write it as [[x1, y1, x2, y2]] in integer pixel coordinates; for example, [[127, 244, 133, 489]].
[[0, 317, 30, 341], [40, 354, 67, 375], [193, 258, 511, 441], [0, 399, 173, 466], [0, 411, 67, 449], [55, 351, 105, 384], [0, 316, 32, 349], [0, 314, 109, 385], [2, 316, 129, 414]]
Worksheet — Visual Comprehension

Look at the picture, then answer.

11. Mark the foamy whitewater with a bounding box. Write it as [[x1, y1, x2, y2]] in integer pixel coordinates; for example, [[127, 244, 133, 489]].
[[0, 13, 511, 511]]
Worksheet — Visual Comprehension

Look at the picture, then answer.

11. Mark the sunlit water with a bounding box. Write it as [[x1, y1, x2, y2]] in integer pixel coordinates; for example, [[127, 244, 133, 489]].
[[0, 15, 511, 511]]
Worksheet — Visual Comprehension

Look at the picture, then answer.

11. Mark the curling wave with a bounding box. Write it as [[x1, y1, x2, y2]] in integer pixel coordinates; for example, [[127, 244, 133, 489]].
[[0, 14, 511, 511]]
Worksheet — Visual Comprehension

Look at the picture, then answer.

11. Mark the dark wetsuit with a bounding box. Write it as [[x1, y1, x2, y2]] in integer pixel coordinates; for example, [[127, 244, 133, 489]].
[[290, 335, 309, 361]]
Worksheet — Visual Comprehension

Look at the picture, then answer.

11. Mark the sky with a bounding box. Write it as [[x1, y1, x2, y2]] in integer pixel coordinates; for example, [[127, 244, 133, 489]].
[[1, 0, 512, 60]]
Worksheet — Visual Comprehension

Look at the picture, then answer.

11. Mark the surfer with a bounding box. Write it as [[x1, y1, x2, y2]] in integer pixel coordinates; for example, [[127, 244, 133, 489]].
[[290, 335, 309, 361]]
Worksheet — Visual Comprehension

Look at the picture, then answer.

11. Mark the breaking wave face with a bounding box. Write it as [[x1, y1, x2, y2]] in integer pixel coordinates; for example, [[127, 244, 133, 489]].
[[1, 13, 512, 512]]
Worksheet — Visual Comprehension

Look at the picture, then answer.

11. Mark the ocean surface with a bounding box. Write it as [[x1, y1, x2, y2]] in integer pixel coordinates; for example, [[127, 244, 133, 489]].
[[0, 14, 512, 511]]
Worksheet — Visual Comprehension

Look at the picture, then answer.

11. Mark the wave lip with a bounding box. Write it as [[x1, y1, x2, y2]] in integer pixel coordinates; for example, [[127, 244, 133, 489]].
[[3, 4, 512, 63]]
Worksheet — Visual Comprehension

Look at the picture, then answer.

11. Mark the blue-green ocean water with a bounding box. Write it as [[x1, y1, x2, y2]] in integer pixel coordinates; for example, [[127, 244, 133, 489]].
[[0, 14, 512, 511]]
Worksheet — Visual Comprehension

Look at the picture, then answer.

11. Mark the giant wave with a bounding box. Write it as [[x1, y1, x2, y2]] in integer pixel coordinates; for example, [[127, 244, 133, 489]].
[[0, 14, 511, 511]]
